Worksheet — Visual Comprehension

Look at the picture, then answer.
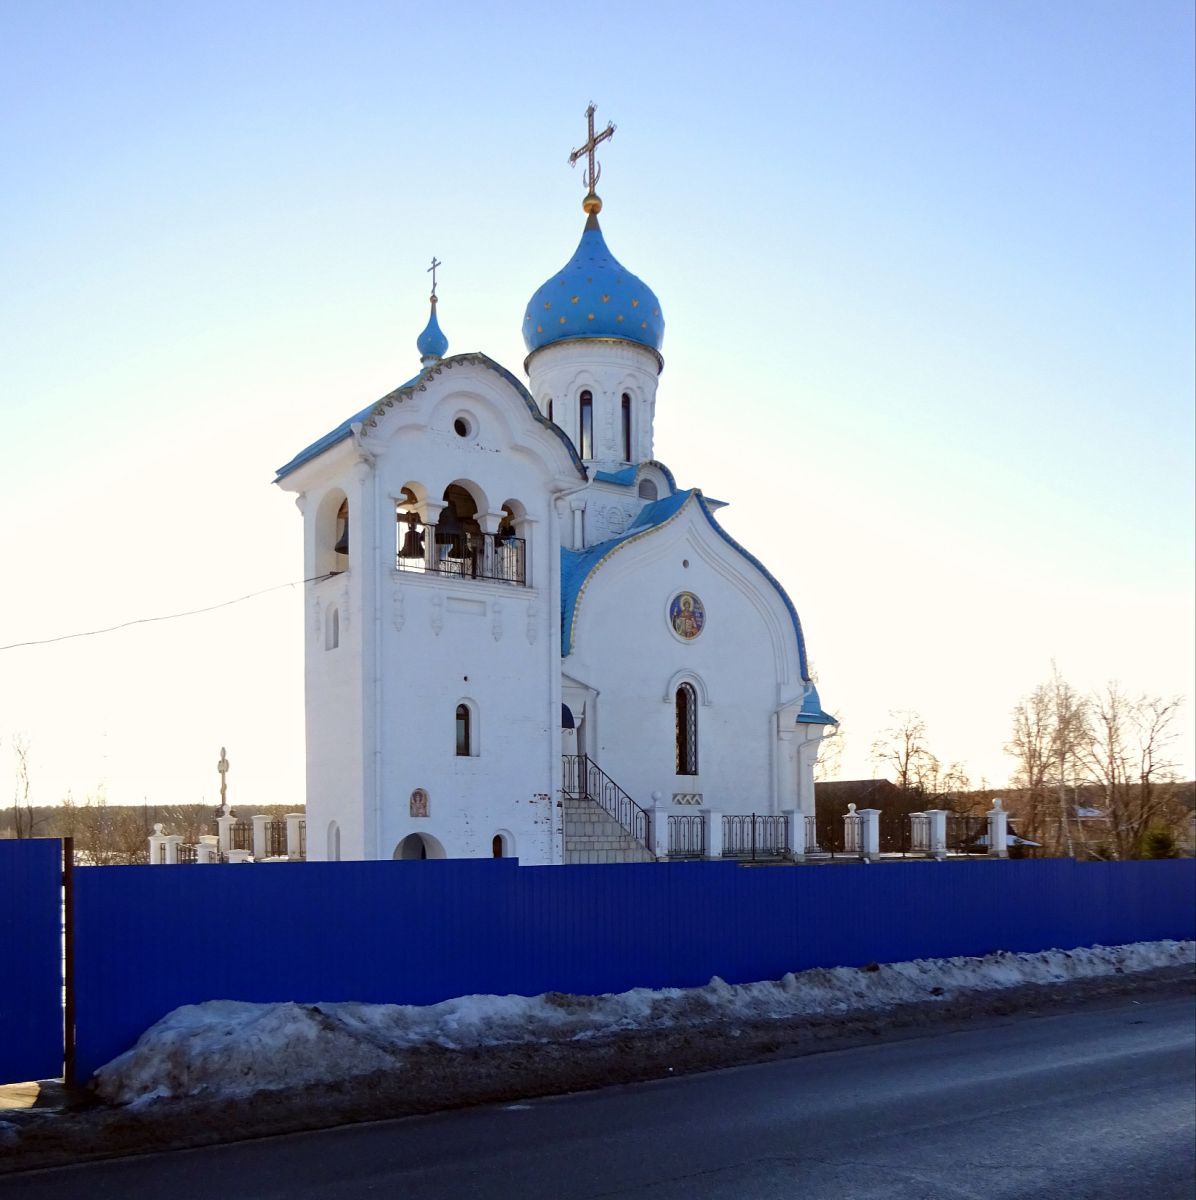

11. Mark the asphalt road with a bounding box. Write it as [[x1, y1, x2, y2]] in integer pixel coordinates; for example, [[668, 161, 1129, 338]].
[[3, 991, 1193, 1200]]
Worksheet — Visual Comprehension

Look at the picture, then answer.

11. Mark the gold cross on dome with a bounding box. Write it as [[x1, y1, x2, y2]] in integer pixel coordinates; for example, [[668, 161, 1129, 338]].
[[569, 103, 615, 193], [427, 256, 442, 299]]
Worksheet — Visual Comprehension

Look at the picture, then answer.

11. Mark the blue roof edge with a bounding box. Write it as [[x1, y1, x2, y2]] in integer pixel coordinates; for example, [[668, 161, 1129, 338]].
[[274, 352, 588, 483], [692, 493, 812, 683], [592, 459, 680, 491], [560, 490, 816, 688], [796, 681, 837, 726]]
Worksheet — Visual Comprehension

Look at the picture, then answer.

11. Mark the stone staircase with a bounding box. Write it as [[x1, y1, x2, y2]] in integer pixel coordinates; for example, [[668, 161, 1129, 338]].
[[562, 796, 656, 864]]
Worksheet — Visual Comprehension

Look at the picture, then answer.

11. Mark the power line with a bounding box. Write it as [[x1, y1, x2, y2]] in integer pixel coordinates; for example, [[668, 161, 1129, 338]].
[[0, 573, 334, 654]]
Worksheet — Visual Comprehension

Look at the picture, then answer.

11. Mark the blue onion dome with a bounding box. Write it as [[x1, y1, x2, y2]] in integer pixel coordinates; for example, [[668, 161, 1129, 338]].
[[416, 294, 448, 362], [523, 204, 664, 357]]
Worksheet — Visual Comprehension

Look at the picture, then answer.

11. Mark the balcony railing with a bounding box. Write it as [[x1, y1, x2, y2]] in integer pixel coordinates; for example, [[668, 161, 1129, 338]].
[[396, 522, 526, 586]]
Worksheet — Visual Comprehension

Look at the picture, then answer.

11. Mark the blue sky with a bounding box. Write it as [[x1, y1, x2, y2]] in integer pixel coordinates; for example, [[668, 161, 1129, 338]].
[[1, 0, 1192, 807]]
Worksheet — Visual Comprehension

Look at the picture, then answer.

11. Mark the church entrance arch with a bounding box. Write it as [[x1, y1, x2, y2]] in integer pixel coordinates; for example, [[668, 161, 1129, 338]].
[[394, 833, 446, 861]]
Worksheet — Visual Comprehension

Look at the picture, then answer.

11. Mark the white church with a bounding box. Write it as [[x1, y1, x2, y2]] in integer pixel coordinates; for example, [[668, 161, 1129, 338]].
[[274, 109, 835, 866]]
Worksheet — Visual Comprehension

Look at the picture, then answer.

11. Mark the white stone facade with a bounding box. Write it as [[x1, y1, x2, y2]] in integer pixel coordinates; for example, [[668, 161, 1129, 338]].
[[275, 203, 835, 865]]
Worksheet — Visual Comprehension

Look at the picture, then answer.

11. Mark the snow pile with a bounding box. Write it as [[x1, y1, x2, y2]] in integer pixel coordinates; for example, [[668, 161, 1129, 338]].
[[94, 940, 1194, 1105]]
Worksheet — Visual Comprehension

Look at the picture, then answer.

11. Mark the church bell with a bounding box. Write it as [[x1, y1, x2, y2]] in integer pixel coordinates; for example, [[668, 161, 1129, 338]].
[[333, 518, 349, 557], [436, 507, 469, 559], [398, 512, 425, 559]]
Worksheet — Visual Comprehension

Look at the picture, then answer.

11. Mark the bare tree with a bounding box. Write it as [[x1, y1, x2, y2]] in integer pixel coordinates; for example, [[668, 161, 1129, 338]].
[[10, 735, 37, 839], [1048, 665, 1089, 857], [1005, 666, 1090, 854], [917, 756, 972, 812], [1005, 686, 1053, 844], [871, 711, 935, 795], [1082, 685, 1183, 859], [814, 717, 844, 783], [72, 791, 148, 866]]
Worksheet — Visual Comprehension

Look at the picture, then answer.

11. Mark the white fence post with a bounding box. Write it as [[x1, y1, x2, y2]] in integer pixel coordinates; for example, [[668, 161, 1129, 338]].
[[197, 836, 219, 864], [843, 803, 861, 855], [651, 805, 670, 860], [217, 814, 234, 854], [705, 810, 723, 859], [925, 809, 949, 860], [285, 813, 305, 859], [987, 799, 1009, 858], [857, 808, 881, 861], [226, 849, 252, 864], [786, 809, 806, 860], [251, 815, 270, 859], [163, 835, 182, 864], [147, 823, 167, 865]]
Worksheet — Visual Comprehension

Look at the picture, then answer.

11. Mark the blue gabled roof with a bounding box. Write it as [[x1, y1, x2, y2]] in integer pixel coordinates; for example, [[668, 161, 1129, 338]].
[[274, 353, 587, 483], [274, 397, 395, 482], [592, 460, 679, 490], [560, 489, 815, 686], [592, 464, 639, 486]]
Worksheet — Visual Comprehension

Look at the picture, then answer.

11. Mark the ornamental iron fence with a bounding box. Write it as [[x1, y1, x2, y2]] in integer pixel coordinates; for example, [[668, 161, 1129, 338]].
[[667, 813, 706, 858], [722, 813, 790, 860]]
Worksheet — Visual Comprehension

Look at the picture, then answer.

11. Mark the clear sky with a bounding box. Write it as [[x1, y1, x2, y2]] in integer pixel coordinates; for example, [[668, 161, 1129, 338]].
[[1, 0, 1193, 811]]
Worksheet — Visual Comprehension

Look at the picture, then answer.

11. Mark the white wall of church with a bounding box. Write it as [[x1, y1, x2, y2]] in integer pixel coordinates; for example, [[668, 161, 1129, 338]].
[[283, 360, 583, 864], [563, 503, 808, 820], [298, 463, 371, 861]]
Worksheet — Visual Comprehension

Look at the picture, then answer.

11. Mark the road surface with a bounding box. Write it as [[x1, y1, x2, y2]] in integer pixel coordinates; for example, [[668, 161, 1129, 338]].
[[3, 990, 1193, 1199]]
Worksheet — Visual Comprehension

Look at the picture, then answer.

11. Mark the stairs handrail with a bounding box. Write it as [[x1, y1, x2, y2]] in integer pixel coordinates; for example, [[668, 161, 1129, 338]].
[[561, 754, 650, 847]]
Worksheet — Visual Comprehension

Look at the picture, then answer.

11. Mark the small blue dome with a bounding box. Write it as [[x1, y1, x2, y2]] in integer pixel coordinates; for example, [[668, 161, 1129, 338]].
[[417, 297, 448, 361], [523, 215, 664, 357]]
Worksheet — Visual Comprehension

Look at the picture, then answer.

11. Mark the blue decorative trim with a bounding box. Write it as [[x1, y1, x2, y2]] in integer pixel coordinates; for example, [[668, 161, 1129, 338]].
[[274, 353, 587, 483]]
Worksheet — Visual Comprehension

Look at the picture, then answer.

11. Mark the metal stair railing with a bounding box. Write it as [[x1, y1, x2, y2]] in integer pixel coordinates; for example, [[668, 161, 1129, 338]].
[[561, 754, 649, 848]]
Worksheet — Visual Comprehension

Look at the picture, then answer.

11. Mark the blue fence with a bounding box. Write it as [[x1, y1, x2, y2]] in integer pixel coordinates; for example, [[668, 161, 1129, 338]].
[[69, 856, 1195, 1080], [0, 847, 1192, 1083], [0, 839, 64, 1084]]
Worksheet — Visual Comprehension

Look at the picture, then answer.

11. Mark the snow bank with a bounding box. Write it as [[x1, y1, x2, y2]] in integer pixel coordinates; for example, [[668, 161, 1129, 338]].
[[94, 940, 1194, 1105]]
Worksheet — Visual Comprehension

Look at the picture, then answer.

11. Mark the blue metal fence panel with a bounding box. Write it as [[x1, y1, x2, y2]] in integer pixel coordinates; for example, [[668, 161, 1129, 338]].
[[72, 856, 1195, 1080], [0, 839, 63, 1084]]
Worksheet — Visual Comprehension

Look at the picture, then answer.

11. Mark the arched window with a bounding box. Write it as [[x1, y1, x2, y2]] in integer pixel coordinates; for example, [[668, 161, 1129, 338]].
[[638, 478, 658, 501], [327, 820, 341, 861], [455, 704, 472, 756], [579, 390, 593, 459], [325, 606, 339, 650], [547, 398, 554, 423], [621, 393, 632, 462], [675, 683, 698, 775], [492, 834, 504, 858]]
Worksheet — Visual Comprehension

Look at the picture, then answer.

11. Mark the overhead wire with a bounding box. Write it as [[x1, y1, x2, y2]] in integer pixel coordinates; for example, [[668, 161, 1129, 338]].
[[0, 573, 334, 654]]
